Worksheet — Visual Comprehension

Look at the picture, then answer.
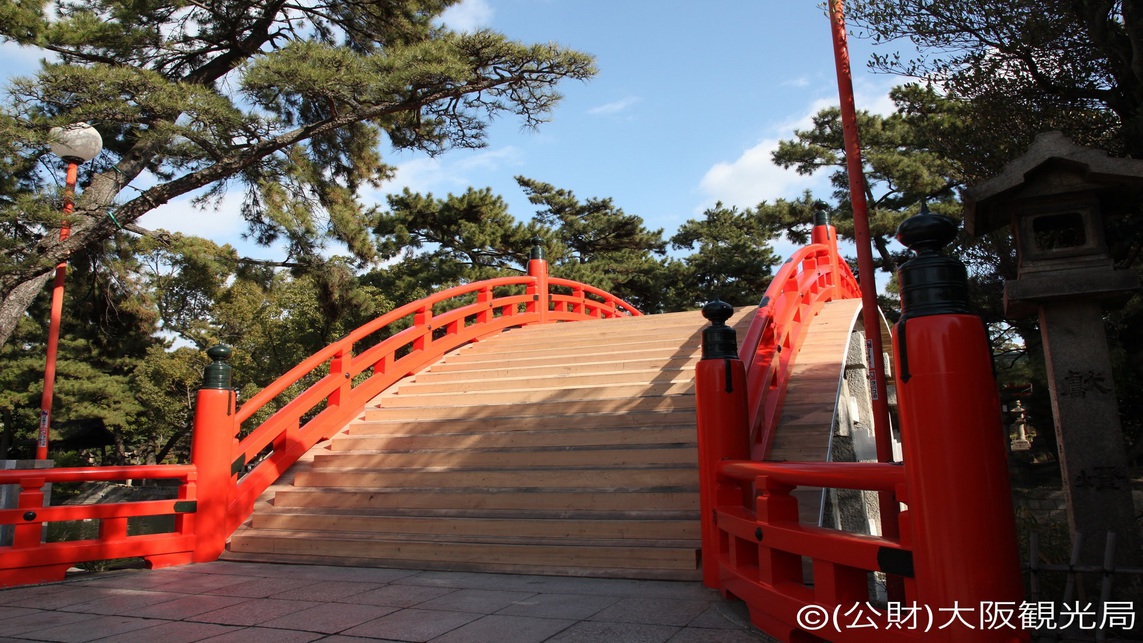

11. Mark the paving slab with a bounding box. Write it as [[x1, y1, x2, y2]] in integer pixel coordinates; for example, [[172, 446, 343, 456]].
[[496, 592, 620, 620], [259, 601, 398, 634], [186, 597, 321, 626], [413, 588, 537, 614], [56, 588, 184, 615], [0, 561, 776, 642], [430, 614, 576, 643], [128, 593, 249, 619], [339, 606, 482, 640], [90, 619, 239, 643], [17, 614, 158, 642], [340, 583, 457, 608]]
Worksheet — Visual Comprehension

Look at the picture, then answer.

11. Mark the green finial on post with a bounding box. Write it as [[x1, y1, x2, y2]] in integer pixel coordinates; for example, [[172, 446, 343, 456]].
[[530, 236, 546, 260], [202, 345, 233, 390]]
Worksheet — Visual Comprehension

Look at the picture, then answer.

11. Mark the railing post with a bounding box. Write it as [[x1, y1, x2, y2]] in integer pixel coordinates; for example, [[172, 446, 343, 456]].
[[413, 304, 432, 352], [695, 300, 750, 589], [328, 349, 351, 413], [13, 477, 45, 549], [191, 345, 237, 563], [892, 209, 1025, 641], [476, 285, 493, 325], [811, 204, 842, 292], [527, 238, 550, 324]]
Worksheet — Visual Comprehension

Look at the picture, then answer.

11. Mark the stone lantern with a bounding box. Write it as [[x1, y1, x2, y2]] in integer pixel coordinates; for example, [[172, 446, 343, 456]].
[[963, 131, 1142, 572]]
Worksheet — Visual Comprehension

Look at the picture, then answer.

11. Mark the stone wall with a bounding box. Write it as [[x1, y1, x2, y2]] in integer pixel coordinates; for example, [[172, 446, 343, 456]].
[[1013, 485, 1143, 532]]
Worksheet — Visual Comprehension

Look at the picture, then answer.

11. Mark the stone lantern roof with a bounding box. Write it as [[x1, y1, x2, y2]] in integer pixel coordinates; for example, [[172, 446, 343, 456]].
[[963, 131, 1143, 237]]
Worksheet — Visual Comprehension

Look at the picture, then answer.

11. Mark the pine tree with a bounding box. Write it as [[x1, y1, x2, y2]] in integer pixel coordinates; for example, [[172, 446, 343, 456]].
[[0, 0, 596, 349]]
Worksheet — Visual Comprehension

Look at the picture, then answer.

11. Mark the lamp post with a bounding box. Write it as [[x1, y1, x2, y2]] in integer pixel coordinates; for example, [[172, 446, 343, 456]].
[[37, 123, 102, 460]]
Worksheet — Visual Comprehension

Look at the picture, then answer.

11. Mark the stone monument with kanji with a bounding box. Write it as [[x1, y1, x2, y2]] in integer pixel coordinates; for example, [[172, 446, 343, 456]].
[[964, 132, 1142, 574]]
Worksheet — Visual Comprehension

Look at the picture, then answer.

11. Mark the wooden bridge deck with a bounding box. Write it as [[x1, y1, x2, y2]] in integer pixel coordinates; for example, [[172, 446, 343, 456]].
[[224, 300, 871, 580]]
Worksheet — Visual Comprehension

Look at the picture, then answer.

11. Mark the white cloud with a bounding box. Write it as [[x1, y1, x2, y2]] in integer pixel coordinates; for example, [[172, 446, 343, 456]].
[[437, 0, 494, 33], [588, 96, 641, 116], [383, 146, 523, 197], [858, 85, 897, 117], [781, 76, 812, 88], [697, 81, 898, 211], [698, 137, 822, 210], [142, 186, 327, 261], [142, 188, 247, 241]]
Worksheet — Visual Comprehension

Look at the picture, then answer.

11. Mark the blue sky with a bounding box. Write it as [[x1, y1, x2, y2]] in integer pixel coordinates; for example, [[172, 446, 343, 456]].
[[413, 1, 900, 242], [3, 0, 903, 261]]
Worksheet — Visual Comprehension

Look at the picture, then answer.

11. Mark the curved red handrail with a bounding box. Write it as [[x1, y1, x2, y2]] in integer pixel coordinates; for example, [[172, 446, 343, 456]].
[[0, 263, 639, 587], [225, 268, 640, 532], [547, 277, 642, 320], [737, 241, 860, 460]]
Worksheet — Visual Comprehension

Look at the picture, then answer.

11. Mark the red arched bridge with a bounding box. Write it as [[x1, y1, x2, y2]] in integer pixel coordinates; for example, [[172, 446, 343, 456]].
[[0, 215, 1026, 643]]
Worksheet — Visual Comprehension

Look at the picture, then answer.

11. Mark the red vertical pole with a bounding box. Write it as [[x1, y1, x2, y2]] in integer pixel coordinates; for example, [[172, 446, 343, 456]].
[[191, 345, 237, 562], [827, 0, 901, 549], [893, 212, 1026, 642], [37, 160, 78, 461], [527, 240, 550, 324], [695, 300, 750, 588]]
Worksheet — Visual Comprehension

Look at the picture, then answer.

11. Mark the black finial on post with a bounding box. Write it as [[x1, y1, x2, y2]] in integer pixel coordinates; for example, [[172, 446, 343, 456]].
[[895, 204, 971, 320], [701, 300, 738, 360], [202, 345, 233, 390], [813, 200, 831, 227], [529, 236, 546, 260]]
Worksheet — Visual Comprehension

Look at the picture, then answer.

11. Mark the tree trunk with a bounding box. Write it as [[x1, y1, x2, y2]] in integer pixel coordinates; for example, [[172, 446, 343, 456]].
[[0, 413, 12, 459], [0, 273, 53, 349]]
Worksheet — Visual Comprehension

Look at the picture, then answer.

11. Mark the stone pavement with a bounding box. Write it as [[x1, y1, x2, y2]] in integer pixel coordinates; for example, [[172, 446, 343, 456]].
[[0, 561, 777, 642]]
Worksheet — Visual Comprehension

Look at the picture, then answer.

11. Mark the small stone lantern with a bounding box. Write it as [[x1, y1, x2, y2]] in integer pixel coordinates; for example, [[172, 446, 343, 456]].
[[964, 131, 1142, 572], [1008, 400, 1031, 452]]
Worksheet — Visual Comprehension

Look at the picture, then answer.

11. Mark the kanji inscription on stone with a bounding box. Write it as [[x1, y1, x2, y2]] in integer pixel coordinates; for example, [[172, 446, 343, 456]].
[[1059, 370, 1109, 398], [1074, 466, 1125, 491]]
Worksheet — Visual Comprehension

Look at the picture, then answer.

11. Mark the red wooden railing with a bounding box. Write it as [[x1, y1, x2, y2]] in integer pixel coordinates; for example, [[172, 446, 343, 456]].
[[0, 465, 197, 586], [0, 252, 640, 587], [695, 215, 1026, 642], [737, 222, 860, 461]]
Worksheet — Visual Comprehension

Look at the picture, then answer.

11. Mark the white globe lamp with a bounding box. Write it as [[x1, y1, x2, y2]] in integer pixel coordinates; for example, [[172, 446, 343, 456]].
[[48, 122, 103, 163]]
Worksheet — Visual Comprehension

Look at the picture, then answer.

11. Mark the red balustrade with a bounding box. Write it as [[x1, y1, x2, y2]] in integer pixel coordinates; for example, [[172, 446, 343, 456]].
[[738, 221, 860, 460], [696, 214, 1026, 642], [0, 255, 639, 587], [0, 465, 197, 587]]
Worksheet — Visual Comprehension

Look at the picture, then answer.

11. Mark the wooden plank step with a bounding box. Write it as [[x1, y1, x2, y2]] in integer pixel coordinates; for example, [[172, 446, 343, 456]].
[[493, 314, 709, 338], [362, 395, 695, 421], [486, 326, 703, 348], [348, 409, 697, 434], [418, 356, 700, 379], [270, 488, 699, 512], [495, 307, 753, 339], [312, 446, 697, 469], [330, 427, 697, 451], [293, 466, 699, 489], [402, 368, 691, 394], [462, 335, 700, 355], [255, 505, 697, 521], [249, 513, 699, 540], [226, 531, 699, 571], [380, 381, 695, 407], [427, 348, 701, 372], [232, 528, 698, 554], [769, 299, 860, 465], [219, 549, 701, 581]]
